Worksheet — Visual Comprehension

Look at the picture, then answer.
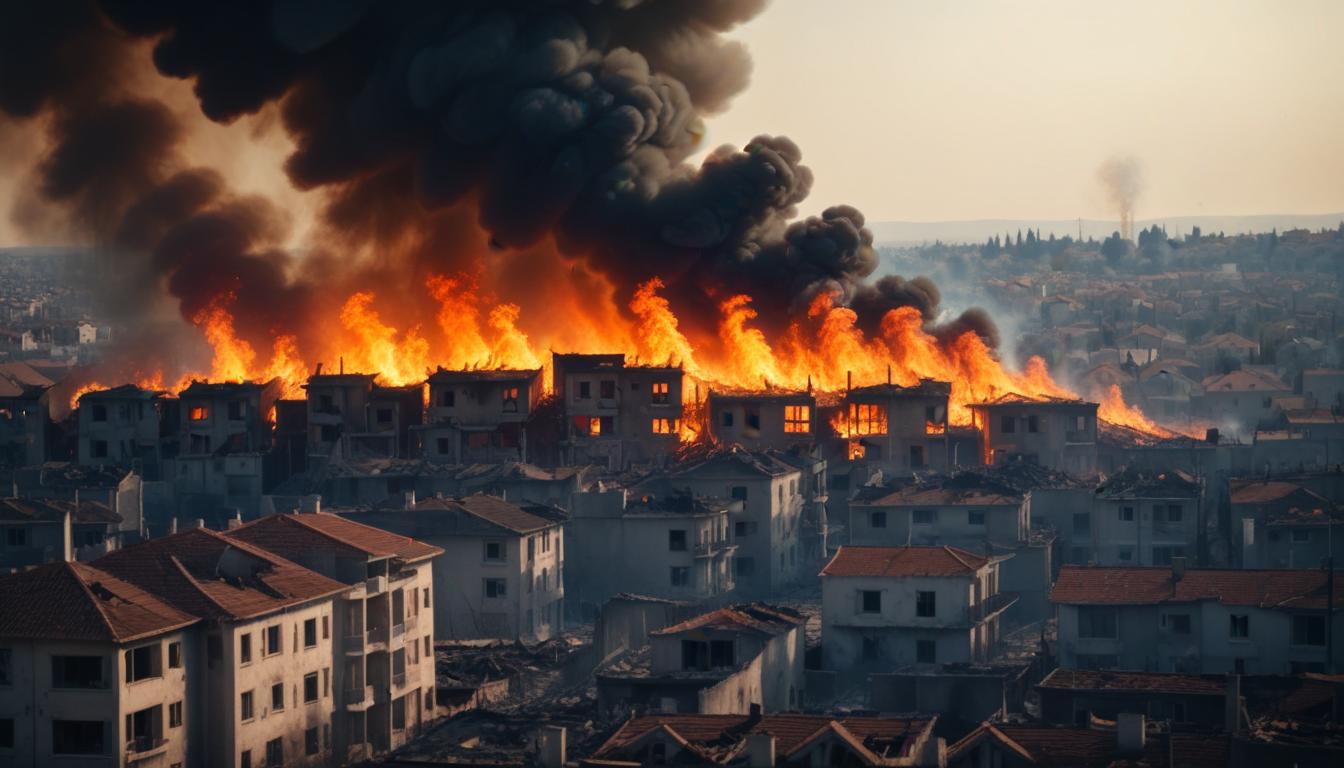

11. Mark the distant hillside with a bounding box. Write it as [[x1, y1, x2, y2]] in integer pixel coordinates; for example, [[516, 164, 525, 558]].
[[870, 213, 1344, 245]]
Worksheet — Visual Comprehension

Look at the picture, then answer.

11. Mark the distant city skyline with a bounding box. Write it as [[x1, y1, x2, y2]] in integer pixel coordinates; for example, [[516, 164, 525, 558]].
[[695, 0, 1344, 223]]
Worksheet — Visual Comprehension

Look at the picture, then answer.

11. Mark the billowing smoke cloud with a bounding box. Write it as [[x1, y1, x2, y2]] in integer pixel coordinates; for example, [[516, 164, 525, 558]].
[[1097, 154, 1143, 241], [1, 0, 995, 365]]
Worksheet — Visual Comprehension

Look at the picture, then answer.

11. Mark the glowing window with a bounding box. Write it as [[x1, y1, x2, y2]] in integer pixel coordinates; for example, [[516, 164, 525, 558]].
[[849, 403, 887, 436], [783, 405, 810, 433], [652, 418, 678, 435], [502, 386, 519, 413], [651, 381, 670, 404], [575, 416, 602, 437], [189, 406, 209, 421]]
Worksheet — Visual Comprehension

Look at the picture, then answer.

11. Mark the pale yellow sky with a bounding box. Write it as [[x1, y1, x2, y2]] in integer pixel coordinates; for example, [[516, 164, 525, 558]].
[[697, 0, 1344, 222]]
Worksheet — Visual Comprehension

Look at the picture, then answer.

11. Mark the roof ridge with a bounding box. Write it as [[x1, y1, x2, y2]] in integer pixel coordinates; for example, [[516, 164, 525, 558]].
[[168, 554, 231, 617]]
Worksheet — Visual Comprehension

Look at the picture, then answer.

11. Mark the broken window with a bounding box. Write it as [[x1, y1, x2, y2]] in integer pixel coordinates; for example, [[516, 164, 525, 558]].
[[91, 404, 107, 422], [1027, 414, 1039, 433], [1078, 606, 1119, 639], [1000, 415, 1015, 433], [502, 386, 519, 412], [910, 445, 926, 468], [228, 400, 245, 420], [52, 656, 104, 689], [271, 682, 285, 711], [599, 380, 616, 399], [578, 381, 591, 399], [435, 437, 450, 455], [189, 405, 209, 421], [849, 403, 887, 435], [710, 640, 734, 667], [860, 590, 882, 613], [916, 640, 937, 664], [574, 416, 602, 436], [915, 591, 936, 617], [651, 381, 670, 404], [668, 530, 687, 551], [483, 578, 507, 598], [438, 389, 455, 407], [779, 403, 806, 433], [721, 411, 734, 427], [652, 417, 677, 434], [125, 643, 161, 683], [52, 720, 104, 755], [1292, 616, 1325, 646], [91, 440, 108, 458], [861, 636, 879, 661], [730, 486, 748, 501], [376, 407, 393, 424]]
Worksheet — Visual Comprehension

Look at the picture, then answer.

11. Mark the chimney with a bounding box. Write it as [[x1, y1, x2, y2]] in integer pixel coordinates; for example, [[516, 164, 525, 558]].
[[195, 518, 205, 530], [1116, 713, 1146, 753], [404, 490, 416, 509], [61, 509, 73, 562], [1224, 675, 1244, 736], [226, 512, 243, 530], [1171, 556, 1186, 581], [538, 725, 566, 768], [744, 733, 775, 768], [169, 518, 178, 534]]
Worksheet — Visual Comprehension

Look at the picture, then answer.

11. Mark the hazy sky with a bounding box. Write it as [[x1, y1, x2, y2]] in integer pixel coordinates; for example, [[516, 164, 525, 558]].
[[697, 0, 1344, 222]]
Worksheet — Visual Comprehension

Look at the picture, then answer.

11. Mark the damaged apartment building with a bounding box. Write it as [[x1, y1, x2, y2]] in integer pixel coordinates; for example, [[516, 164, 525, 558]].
[[75, 384, 174, 478], [419, 367, 543, 464], [837, 378, 957, 473], [554, 352, 683, 469], [304, 372, 423, 461], [968, 393, 1099, 476]]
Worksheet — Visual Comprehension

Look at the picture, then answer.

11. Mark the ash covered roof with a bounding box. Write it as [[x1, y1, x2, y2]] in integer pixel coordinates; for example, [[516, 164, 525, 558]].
[[1094, 466, 1200, 499]]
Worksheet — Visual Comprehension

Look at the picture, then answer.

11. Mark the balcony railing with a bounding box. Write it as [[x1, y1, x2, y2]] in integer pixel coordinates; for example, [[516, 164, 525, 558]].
[[365, 575, 388, 595], [967, 591, 1020, 624], [392, 671, 406, 689], [367, 624, 389, 647], [345, 684, 374, 711], [392, 623, 406, 639], [405, 615, 418, 631], [126, 737, 167, 760]]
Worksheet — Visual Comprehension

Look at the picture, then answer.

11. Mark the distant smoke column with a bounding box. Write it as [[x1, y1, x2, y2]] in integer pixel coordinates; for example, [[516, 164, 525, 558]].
[[1097, 155, 1143, 241]]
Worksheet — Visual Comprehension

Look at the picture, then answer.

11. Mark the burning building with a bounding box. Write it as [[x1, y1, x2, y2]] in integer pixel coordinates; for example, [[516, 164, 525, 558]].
[[421, 367, 544, 465], [555, 353, 684, 469], [968, 394, 1099, 476]]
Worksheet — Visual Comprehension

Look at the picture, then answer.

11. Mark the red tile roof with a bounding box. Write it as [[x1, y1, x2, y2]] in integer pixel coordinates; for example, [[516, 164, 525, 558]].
[[227, 511, 442, 563], [649, 603, 804, 638], [413, 493, 557, 534], [1037, 668, 1225, 696], [0, 561, 197, 643], [93, 528, 348, 621], [1201, 369, 1289, 392], [1050, 565, 1344, 610], [1230, 480, 1326, 506], [592, 714, 933, 765], [0, 497, 121, 524], [820, 546, 990, 579], [948, 723, 1229, 768]]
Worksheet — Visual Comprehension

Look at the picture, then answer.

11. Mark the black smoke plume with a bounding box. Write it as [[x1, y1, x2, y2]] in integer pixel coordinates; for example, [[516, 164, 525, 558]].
[[1, 0, 996, 358]]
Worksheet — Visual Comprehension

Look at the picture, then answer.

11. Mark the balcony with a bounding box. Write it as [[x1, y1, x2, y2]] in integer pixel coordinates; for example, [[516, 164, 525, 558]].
[[694, 541, 738, 558], [405, 614, 418, 632], [392, 623, 406, 640], [967, 591, 1019, 624], [345, 685, 375, 712], [365, 575, 388, 595], [126, 737, 168, 761], [344, 632, 366, 655], [366, 624, 390, 650], [392, 671, 407, 689]]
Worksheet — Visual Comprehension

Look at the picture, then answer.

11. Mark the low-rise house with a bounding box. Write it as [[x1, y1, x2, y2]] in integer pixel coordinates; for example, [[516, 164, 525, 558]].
[[76, 385, 171, 476], [820, 546, 1016, 673], [1199, 369, 1292, 436], [765, 447, 830, 565], [0, 561, 199, 767], [1051, 562, 1344, 674], [225, 511, 443, 761], [420, 368, 543, 464], [1302, 369, 1344, 410], [0, 371, 50, 468], [948, 719, 1229, 768], [1230, 480, 1334, 568], [707, 389, 816, 450], [554, 353, 683, 469], [594, 604, 805, 716], [969, 394, 1098, 476], [341, 494, 565, 642], [582, 712, 942, 767], [565, 487, 738, 614], [668, 449, 807, 595], [1090, 467, 1203, 566], [1194, 331, 1259, 370], [847, 473, 1052, 623], [0, 497, 122, 569], [837, 380, 951, 473]]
